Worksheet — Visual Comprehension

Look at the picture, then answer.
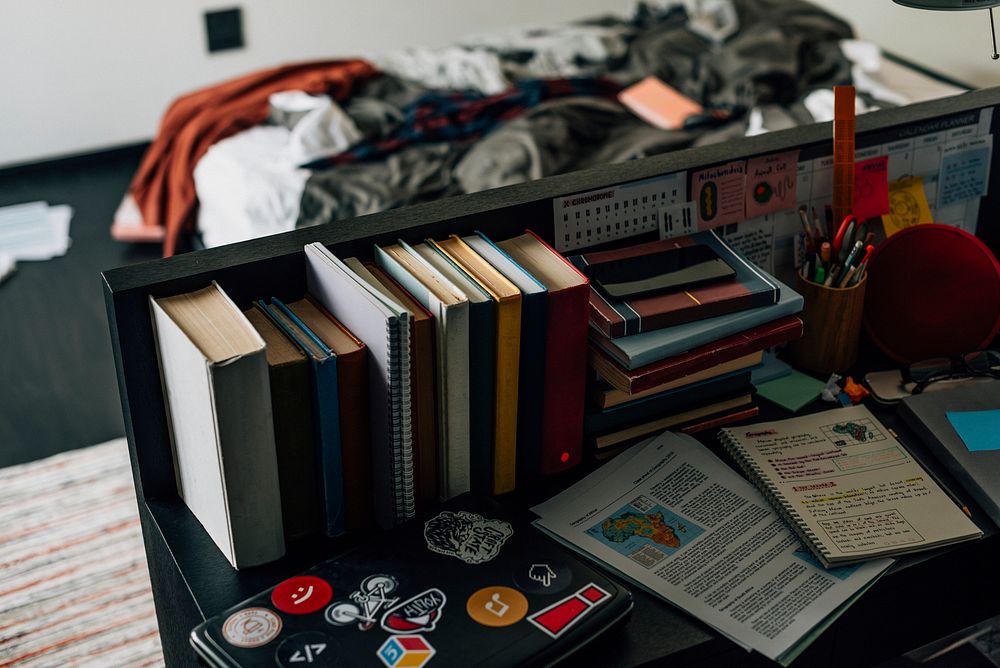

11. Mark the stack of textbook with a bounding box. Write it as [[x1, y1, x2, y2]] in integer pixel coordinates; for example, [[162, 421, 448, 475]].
[[577, 231, 805, 459], [149, 230, 592, 569]]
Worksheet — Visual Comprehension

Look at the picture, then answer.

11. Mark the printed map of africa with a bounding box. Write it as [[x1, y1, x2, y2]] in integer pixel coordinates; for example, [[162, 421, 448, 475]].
[[600, 511, 681, 548]]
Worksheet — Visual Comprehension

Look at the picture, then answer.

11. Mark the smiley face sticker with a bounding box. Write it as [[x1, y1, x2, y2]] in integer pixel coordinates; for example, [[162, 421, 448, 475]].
[[271, 576, 333, 615]]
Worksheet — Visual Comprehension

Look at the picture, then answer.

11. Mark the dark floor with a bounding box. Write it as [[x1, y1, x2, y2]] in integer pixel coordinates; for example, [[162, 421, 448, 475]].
[[0, 148, 161, 468]]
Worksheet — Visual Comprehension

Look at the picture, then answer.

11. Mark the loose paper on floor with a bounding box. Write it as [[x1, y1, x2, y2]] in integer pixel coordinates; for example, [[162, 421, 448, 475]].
[[0, 201, 72, 261], [532, 431, 891, 665]]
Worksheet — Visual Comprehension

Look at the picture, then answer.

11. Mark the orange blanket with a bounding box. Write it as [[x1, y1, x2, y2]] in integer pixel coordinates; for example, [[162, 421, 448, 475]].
[[125, 59, 379, 256]]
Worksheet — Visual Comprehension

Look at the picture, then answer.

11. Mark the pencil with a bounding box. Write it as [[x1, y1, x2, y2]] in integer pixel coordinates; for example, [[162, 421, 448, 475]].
[[838, 265, 857, 288], [811, 207, 825, 240], [888, 427, 973, 518], [823, 265, 840, 287]]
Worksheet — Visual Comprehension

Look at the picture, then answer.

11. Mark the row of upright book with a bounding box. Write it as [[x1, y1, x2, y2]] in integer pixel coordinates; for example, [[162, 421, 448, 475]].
[[577, 231, 807, 458], [151, 230, 591, 569]]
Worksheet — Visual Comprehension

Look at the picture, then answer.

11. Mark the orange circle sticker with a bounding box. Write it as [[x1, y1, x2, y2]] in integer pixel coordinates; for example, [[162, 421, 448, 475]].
[[465, 586, 528, 628]]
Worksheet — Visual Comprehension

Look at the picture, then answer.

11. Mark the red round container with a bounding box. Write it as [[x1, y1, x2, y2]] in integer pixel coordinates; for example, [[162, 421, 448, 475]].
[[863, 225, 1000, 364]]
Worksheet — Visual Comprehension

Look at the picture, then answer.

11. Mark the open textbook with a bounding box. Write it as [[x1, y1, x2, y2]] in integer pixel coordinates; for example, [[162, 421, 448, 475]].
[[720, 405, 982, 567], [532, 431, 891, 665]]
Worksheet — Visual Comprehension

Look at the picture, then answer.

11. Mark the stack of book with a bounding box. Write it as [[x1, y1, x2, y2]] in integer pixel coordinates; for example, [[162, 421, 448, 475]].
[[149, 230, 591, 569], [575, 231, 805, 460]]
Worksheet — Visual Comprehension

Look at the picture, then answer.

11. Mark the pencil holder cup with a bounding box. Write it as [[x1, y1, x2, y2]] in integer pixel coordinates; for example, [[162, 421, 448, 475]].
[[787, 273, 867, 376]]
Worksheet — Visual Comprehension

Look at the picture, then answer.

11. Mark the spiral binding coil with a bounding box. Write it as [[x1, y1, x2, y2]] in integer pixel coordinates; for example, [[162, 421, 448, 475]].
[[718, 428, 832, 564], [388, 314, 416, 524]]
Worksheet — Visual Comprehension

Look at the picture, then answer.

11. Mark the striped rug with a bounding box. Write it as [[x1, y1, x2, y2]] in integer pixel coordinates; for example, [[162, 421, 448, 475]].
[[0, 439, 164, 667]]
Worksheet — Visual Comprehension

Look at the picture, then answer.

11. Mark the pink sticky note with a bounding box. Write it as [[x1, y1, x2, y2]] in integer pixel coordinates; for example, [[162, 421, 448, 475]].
[[745, 150, 800, 218], [854, 156, 890, 219], [692, 160, 747, 230]]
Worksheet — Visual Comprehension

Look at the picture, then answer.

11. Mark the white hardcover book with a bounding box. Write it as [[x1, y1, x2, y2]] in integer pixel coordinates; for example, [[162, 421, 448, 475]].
[[375, 242, 472, 499], [150, 282, 285, 569], [305, 243, 413, 528]]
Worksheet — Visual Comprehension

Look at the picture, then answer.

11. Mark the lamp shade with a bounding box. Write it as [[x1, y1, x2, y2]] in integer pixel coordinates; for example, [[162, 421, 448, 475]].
[[893, 0, 1000, 9]]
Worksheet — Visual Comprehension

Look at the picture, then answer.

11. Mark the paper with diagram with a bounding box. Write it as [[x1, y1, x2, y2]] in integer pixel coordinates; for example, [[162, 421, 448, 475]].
[[720, 405, 982, 568], [532, 431, 890, 665]]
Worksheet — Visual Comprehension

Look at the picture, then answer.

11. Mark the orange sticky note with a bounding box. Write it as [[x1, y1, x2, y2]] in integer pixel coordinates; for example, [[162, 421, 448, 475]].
[[618, 76, 703, 130]]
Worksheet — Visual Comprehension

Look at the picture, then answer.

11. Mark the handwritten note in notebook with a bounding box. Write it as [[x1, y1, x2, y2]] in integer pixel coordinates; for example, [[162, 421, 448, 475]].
[[719, 405, 982, 567]]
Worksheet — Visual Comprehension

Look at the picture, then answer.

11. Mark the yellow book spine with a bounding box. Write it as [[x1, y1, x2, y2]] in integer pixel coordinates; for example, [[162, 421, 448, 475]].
[[492, 295, 521, 494]]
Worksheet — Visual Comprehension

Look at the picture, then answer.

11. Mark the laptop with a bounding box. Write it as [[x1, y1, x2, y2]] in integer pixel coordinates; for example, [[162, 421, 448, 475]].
[[191, 494, 632, 667]]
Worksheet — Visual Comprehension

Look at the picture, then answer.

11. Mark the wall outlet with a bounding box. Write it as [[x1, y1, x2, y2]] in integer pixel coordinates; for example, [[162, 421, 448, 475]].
[[204, 7, 244, 53]]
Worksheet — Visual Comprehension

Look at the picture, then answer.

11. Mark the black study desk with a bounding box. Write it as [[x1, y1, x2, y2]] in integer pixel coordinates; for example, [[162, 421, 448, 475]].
[[104, 87, 1000, 667]]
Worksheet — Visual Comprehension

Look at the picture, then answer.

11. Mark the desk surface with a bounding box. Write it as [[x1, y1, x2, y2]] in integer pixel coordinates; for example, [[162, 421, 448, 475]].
[[142, 335, 1000, 668]]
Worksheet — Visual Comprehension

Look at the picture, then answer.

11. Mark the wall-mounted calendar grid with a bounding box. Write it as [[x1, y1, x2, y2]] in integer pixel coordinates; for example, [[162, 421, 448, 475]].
[[553, 108, 994, 279], [552, 173, 686, 252]]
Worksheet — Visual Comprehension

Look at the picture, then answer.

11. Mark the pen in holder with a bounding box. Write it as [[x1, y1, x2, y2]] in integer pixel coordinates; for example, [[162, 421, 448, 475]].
[[788, 272, 867, 376]]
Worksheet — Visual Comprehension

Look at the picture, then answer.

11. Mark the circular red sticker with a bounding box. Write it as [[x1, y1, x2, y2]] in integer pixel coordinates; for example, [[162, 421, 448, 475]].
[[271, 576, 333, 615]]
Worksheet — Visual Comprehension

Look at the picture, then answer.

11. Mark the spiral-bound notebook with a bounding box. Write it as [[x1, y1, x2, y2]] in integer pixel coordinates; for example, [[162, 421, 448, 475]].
[[305, 243, 415, 529], [719, 405, 982, 568], [377, 241, 473, 500]]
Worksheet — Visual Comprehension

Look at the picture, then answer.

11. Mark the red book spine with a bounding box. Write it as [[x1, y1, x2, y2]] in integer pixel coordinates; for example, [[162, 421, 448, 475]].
[[526, 230, 589, 475], [591, 288, 757, 339], [610, 315, 804, 394]]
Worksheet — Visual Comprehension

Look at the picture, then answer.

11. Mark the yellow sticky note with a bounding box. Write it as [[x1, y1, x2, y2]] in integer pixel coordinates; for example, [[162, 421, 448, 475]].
[[882, 176, 933, 237]]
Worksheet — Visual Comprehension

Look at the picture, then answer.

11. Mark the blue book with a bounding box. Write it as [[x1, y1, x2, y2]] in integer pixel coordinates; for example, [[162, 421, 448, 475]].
[[592, 276, 803, 370], [258, 298, 346, 537], [464, 231, 548, 484]]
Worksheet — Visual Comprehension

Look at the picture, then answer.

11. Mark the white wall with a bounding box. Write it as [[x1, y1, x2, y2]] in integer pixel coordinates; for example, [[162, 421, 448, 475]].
[[0, 0, 631, 168], [811, 1, 1000, 89], [5, 1, 1000, 168]]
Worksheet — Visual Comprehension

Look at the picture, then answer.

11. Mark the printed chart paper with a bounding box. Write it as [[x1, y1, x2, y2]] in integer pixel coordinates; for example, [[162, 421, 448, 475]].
[[720, 216, 777, 274], [938, 136, 993, 209], [692, 160, 746, 229], [745, 150, 800, 218], [553, 173, 686, 252], [551, 108, 993, 265], [659, 202, 697, 240]]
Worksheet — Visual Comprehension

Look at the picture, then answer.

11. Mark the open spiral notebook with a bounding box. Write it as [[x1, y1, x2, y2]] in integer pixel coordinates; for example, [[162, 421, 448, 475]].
[[719, 405, 982, 568]]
